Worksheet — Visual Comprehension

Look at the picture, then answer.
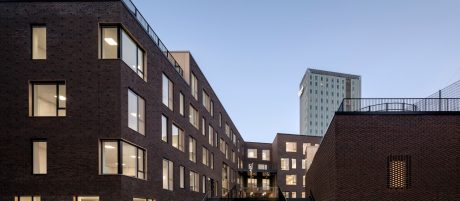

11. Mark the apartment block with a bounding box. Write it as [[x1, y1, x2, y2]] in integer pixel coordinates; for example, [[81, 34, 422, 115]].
[[299, 68, 361, 136], [0, 1, 321, 201]]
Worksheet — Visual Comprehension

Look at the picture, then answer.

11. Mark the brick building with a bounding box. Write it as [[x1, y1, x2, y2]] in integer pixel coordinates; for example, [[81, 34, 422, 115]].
[[0, 0, 320, 201], [305, 99, 460, 201]]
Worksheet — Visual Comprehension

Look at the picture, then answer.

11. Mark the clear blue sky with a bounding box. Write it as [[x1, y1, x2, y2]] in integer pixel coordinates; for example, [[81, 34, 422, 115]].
[[132, 0, 460, 143]]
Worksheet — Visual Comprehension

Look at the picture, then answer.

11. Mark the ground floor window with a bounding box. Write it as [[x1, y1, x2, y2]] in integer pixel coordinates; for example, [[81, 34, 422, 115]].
[[15, 196, 41, 201], [74, 197, 99, 201]]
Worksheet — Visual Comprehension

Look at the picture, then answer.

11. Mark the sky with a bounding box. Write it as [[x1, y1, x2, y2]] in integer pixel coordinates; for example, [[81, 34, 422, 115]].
[[132, 0, 460, 143]]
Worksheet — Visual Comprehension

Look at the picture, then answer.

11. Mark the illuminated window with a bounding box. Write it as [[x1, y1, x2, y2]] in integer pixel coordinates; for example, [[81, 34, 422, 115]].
[[388, 155, 411, 189], [202, 147, 209, 166], [30, 81, 66, 117], [208, 125, 214, 146], [203, 90, 211, 112], [32, 141, 47, 174], [258, 164, 267, 170], [161, 115, 168, 142], [291, 192, 297, 198], [16, 196, 41, 201], [179, 92, 185, 116], [189, 137, 196, 162], [32, 26, 46, 59], [286, 142, 297, 152], [291, 158, 296, 169], [162, 159, 173, 190], [128, 89, 145, 135], [189, 105, 199, 129], [162, 74, 173, 110], [247, 178, 257, 188], [281, 158, 289, 170], [179, 166, 185, 188], [75, 197, 99, 201], [100, 140, 146, 179], [191, 73, 198, 100], [286, 175, 297, 185], [172, 124, 184, 151], [247, 149, 257, 158], [190, 171, 200, 192]]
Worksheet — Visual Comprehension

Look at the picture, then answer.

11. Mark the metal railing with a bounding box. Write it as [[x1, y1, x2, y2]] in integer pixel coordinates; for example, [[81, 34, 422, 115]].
[[120, 0, 184, 76], [337, 98, 460, 112], [426, 80, 460, 99]]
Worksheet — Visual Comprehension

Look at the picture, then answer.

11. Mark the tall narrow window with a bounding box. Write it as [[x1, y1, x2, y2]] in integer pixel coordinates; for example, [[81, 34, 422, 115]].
[[281, 158, 289, 170], [201, 117, 206, 136], [388, 155, 411, 189], [32, 26, 46, 59], [219, 113, 222, 127], [179, 166, 185, 188], [128, 89, 145, 135], [101, 27, 118, 59], [32, 141, 47, 174], [30, 81, 66, 117], [291, 158, 297, 169], [121, 30, 144, 78], [161, 115, 168, 142], [190, 171, 200, 192], [101, 141, 118, 174], [208, 125, 214, 146], [202, 175, 207, 193], [179, 92, 185, 116], [210, 153, 214, 169], [189, 105, 199, 129], [203, 90, 210, 111], [202, 147, 209, 166], [189, 137, 196, 162], [163, 159, 173, 191], [172, 124, 184, 151], [210, 101, 214, 116], [162, 74, 173, 110], [191, 73, 198, 100]]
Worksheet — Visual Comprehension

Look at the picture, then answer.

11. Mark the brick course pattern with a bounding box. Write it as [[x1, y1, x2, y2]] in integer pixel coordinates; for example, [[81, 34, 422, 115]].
[[305, 114, 460, 201]]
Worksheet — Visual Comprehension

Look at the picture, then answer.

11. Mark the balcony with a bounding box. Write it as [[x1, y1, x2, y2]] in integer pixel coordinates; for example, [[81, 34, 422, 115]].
[[338, 98, 460, 113]]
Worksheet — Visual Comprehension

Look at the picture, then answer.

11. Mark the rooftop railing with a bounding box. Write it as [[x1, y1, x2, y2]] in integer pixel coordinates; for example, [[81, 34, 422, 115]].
[[121, 0, 184, 76], [338, 98, 460, 112]]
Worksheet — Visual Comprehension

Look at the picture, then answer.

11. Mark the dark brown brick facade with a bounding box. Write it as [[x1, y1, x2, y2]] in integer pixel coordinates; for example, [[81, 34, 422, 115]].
[[305, 113, 460, 201]]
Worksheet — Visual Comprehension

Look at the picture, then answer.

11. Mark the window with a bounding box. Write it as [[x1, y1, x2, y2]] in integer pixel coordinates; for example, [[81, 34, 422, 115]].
[[189, 137, 196, 162], [262, 179, 270, 190], [247, 149, 257, 159], [202, 147, 209, 166], [179, 92, 185, 116], [210, 153, 214, 169], [208, 125, 214, 146], [203, 90, 211, 112], [286, 175, 297, 185], [190, 171, 200, 192], [172, 124, 184, 151], [388, 155, 411, 189], [219, 113, 222, 127], [303, 175, 306, 187], [281, 158, 289, 170], [201, 117, 206, 135], [15, 196, 41, 201], [32, 26, 46, 59], [161, 115, 168, 142], [101, 140, 146, 179], [128, 89, 145, 135], [189, 105, 199, 129], [284, 192, 290, 198], [202, 176, 207, 193], [291, 159, 297, 169], [302, 159, 306, 169], [162, 74, 173, 110], [219, 138, 226, 154], [191, 73, 198, 100], [30, 81, 66, 117], [32, 141, 47, 174], [258, 164, 267, 170], [225, 124, 230, 137], [100, 27, 145, 79], [286, 142, 297, 152], [180, 166, 185, 189], [163, 159, 173, 190], [302, 192, 306, 198], [291, 192, 297, 198], [262, 150, 270, 161], [210, 101, 214, 116], [75, 197, 99, 201], [247, 178, 257, 188]]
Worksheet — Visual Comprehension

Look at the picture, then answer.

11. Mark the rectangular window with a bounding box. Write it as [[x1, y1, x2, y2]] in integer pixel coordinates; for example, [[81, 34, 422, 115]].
[[189, 137, 196, 162], [30, 81, 66, 117], [262, 150, 270, 161], [202, 175, 207, 193], [248, 178, 257, 189], [202, 90, 211, 112], [190, 171, 200, 192], [219, 113, 222, 127], [32, 26, 46, 59], [292, 192, 297, 198], [201, 117, 206, 136], [189, 105, 199, 129], [179, 92, 185, 116], [258, 164, 267, 170], [208, 125, 214, 146], [128, 89, 145, 135], [219, 138, 226, 154], [286, 142, 297, 152], [163, 159, 173, 191], [180, 166, 185, 189], [32, 141, 47, 174], [202, 147, 209, 166], [172, 124, 184, 151], [100, 27, 145, 79], [15, 196, 41, 201], [302, 159, 306, 169], [225, 124, 230, 137], [388, 155, 411, 189], [286, 175, 297, 185], [281, 158, 289, 170], [161, 115, 168, 142], [292, 158, 297, 169], [303, 175, 306, 187], [247, 149, 257, 159], [101, 140, 146, 179], [191, 73, 198, 100], [75, 197, 99, 201], [303, 143, 309, 155], [302, 192, 306, 198], [210, 153, 214, 169], [210, 101, 214, 116], [162, 74, 173, 110]]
